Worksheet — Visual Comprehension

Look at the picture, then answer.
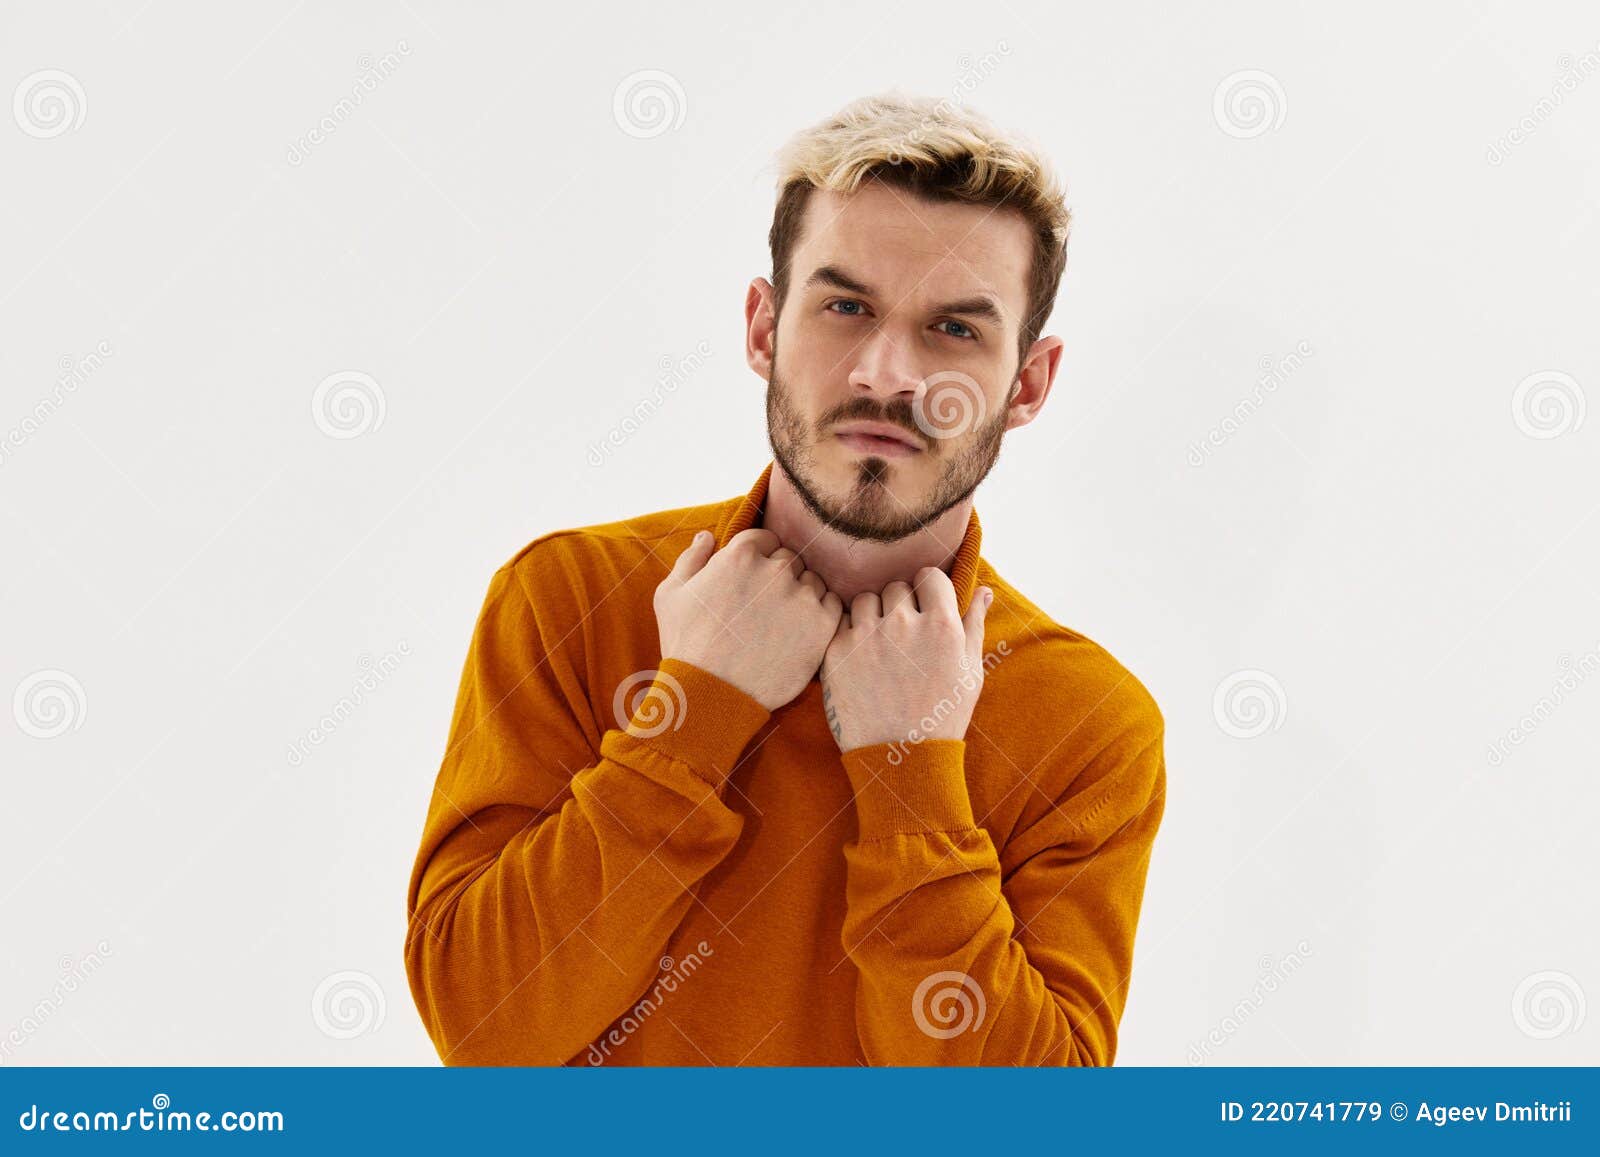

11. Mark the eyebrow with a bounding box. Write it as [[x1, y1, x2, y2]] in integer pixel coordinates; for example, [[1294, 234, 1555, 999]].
[[803, 263, 1007, 327]]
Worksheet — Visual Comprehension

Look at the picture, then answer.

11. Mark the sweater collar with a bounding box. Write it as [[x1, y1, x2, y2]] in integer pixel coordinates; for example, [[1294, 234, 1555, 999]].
[[715, 461, 984, 617]]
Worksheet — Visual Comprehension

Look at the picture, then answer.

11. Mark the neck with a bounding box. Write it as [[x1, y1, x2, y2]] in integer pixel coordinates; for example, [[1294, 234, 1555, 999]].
[[761, 465, 972, 604]]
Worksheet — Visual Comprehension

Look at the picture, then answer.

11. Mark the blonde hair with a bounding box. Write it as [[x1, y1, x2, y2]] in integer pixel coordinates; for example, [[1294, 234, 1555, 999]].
[[768, 92, 1071, 370]]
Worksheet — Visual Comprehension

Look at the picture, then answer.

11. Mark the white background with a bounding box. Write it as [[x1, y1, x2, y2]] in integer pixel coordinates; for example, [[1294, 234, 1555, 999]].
[[2, 0, 1596, 1065]]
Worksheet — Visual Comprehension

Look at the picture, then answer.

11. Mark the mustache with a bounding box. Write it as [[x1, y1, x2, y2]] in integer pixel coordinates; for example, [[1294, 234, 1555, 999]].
[[815, 397, 928, 447]]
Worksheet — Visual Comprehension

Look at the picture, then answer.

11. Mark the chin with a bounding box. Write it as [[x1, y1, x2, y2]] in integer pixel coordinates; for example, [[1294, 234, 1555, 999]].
[[842, 463, 928, 512]]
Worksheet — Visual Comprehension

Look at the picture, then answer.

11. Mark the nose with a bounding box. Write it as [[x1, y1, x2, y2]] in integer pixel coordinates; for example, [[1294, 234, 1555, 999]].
[[847, 325, 924, 401]]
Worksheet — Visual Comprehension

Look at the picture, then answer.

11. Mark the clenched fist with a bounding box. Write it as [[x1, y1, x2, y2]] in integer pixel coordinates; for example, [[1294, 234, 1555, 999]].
[[654, 528, 843, 711], [819, 567, 992, 752]]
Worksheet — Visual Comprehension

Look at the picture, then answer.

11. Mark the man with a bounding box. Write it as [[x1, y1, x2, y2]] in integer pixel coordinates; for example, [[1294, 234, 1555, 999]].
[[404, 93, 1166, 1066]]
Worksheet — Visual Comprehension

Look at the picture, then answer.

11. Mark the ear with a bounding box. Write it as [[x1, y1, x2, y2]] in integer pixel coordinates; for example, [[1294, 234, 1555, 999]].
[[1004, 334, 1064, 431], [745, 277, 778, 380]]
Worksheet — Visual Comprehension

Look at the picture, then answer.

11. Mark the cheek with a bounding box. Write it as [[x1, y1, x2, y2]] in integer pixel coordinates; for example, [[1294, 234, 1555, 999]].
[[791, 311, 869, 370], [910, 374, 995, 441]]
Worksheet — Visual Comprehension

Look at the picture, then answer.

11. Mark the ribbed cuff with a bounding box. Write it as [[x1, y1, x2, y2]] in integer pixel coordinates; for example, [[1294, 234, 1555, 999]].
[[611, 658, 770, 789], [840, 739, 976, 838]]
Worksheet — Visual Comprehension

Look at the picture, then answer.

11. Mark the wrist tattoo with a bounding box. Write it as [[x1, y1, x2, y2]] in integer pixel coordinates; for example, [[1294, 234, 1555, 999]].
[[822, 685, 842, 745]]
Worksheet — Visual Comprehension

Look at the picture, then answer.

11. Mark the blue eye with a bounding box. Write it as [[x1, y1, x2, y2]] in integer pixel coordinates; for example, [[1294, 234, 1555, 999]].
[[828, 300, 866, 316], [938, 319, 976, 340]]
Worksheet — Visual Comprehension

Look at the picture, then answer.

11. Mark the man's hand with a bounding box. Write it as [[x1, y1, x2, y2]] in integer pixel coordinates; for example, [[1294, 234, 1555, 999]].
[[819, 568, 992, 752], [654, 528, 843, 711]]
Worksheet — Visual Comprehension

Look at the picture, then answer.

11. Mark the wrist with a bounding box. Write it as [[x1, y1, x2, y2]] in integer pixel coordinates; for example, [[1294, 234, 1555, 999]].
[[612, 658, 772, 787], [661, 652, 758, 710], [830, 713, 971, 754]]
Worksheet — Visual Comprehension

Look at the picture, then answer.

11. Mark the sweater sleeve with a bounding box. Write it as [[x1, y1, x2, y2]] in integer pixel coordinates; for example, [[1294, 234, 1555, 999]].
[[403, 559, 770, 1066], [838, 722, 1165, 1066]]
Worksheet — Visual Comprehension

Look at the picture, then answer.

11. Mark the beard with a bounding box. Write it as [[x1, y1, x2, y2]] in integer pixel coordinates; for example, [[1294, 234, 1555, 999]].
[[765, 355, 1012, 544]]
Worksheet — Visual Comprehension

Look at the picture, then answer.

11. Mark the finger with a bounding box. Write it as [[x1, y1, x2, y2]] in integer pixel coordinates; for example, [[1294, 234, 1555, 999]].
[[963, 585, 994, 659], [911, 566, 957, 619], [825, 595, 849, 649], [726, 527, 782, 556], [821, 590, 844, 622], [881, 580, 914, 614], [769, 547, 806, 579], [665, 530, 716, 587], [797, 569, 828, 600], [850, 590, 881, 622]]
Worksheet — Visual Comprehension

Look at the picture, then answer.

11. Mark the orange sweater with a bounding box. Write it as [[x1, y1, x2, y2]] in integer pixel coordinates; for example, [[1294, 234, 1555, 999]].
[[404, 463, 1166, 1066]]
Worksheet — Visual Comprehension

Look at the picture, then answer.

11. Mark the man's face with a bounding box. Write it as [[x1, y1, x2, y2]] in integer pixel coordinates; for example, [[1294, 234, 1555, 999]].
[[759, 179, 1038, 543]]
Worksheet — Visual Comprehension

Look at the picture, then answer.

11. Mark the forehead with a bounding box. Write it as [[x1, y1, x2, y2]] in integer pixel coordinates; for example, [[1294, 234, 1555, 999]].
[[792, 181, 1033, 319]]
